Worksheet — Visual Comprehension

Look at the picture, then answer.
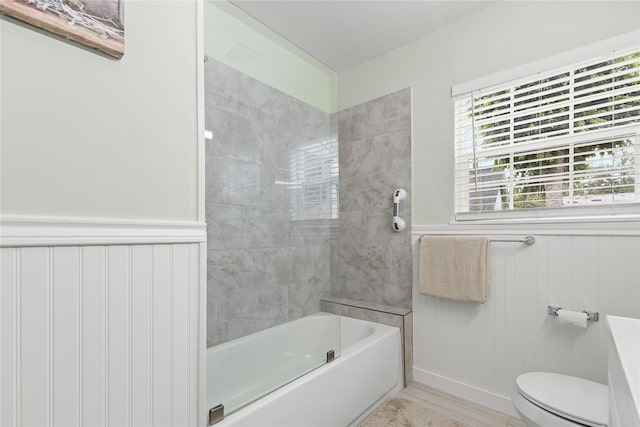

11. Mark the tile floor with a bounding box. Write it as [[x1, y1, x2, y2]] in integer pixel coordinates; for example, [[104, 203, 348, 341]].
[[395, 382, 526, 427]]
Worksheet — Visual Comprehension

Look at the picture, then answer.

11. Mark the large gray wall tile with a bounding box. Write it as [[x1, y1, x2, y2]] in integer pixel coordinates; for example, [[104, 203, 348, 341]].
[[217, 287, 288, 343], [205, 59, 411, 347], [331, 88, 412, 310], [205, 58, 333, 346]]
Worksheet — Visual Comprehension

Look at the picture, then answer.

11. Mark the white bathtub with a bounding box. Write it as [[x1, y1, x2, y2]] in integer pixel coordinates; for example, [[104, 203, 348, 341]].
[[207, 312, 402, 427]]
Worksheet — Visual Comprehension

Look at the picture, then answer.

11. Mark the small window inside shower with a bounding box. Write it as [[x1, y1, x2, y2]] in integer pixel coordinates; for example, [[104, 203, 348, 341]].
[[287, 136, 339, 220]]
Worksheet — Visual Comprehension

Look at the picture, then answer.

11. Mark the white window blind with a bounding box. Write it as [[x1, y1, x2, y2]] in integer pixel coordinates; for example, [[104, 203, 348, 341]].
[[288, 136, 339, 221], [454, 47, 640, 219]]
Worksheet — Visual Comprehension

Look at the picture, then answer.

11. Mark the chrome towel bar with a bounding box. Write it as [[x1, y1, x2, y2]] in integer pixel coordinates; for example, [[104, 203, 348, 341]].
[[419, 235, 535, 245], [492, 236, 535, 245]]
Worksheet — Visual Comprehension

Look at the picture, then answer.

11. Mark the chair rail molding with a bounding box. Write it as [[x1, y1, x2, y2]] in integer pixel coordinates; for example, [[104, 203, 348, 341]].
[[412, 218, 640, 238], [0, 215, 207, 247]]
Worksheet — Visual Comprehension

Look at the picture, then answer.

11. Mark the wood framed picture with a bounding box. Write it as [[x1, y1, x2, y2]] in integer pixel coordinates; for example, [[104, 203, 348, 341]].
[[0, 0, 124, 58]]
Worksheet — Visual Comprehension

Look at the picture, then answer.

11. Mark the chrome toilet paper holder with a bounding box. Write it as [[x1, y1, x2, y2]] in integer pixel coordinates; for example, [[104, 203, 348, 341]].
[[548, 305, 599, 322]]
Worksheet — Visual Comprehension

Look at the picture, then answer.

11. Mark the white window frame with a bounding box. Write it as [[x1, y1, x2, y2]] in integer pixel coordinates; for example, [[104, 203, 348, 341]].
[[452, 30, 640, 223]]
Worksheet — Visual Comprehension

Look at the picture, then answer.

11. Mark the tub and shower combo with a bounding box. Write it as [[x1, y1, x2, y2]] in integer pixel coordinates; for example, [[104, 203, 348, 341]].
[[206, 312, 403, 426]]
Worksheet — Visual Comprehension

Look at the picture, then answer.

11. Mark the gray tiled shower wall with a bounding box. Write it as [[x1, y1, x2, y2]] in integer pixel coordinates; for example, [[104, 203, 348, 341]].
[[205, 58, 336, 346], [331, 88, 412, 309], [205, 57, 412, 347]]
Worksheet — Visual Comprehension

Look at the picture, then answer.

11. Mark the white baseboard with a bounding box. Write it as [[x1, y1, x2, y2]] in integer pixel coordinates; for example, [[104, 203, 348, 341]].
[[412, 367, 519, 418], [0, 214, 207, 247]]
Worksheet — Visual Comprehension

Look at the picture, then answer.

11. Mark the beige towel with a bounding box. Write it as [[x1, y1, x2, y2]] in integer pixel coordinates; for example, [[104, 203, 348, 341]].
[[419, 236, 490, 304]]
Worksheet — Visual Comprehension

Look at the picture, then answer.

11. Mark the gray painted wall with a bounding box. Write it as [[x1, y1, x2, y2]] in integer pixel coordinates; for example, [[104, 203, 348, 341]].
[[1, 1, 198, 220], [337, 1, 640, 225]]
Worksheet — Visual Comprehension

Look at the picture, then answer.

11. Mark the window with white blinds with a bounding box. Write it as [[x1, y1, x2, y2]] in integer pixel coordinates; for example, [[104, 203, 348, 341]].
[[454, 46, 640, 219], [288, 136, 339, 221]]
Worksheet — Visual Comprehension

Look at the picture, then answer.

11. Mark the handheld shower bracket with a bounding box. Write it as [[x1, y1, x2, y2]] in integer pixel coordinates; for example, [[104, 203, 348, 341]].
[[392, 189, 407, 232]]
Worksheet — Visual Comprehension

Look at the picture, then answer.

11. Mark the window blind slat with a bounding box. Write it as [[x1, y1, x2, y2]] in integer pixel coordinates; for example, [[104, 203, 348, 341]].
[[455, 48, 640, 216], [473, 89, 639, 131]]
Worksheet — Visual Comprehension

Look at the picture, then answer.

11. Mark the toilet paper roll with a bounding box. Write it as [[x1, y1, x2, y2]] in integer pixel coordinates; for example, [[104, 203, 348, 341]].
[[557, 309, 588, 328]]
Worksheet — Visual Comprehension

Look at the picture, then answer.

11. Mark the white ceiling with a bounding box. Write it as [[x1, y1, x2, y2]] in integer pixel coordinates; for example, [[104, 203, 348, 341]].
[[230, 1, 494, 72]]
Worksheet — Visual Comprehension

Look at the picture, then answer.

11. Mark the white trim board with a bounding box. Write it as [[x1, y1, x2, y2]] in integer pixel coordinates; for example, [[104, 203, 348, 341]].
[[0, 215, 207, 247], [196, 0, 206, 226], [412, 368, 519, 418], [412, 220, 640, 237], [195, 2, 208, 425]]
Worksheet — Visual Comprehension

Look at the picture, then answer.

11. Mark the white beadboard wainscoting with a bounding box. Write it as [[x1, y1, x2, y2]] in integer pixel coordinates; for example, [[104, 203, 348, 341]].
[[412, 223, 640, 417], [0, 217, 206, 426]]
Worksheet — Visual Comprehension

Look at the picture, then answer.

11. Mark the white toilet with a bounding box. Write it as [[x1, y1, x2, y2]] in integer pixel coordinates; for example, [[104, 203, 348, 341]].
[[512, 372, 608, 427]]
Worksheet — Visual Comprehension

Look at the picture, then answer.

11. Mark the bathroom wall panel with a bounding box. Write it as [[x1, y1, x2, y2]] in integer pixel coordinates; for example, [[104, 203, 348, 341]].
[[205, 57, 334, 346], [170, 244, 199, 426], [51, 247, 80, 427], [0, 250, 16, 426], [131, 246, 152, 427], [19, 247, 49, 426], [331, 88, 412, 309], [152, 245, 172, 426], [106, 246, 130, 427], [0, 243, 200, 426], [412, 232, 640, 415], [82, 246, 107, 426]]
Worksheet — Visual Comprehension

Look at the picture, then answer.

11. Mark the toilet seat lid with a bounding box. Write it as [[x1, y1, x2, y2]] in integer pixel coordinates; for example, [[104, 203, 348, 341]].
[[516, 372, 608, 427]]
